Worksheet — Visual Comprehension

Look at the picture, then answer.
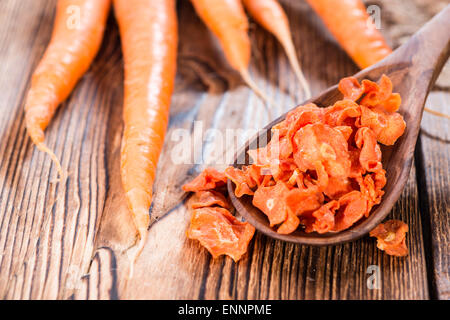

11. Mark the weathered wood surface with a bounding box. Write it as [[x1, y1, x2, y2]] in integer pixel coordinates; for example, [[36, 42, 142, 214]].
[[0, 0, 447, 300], [416, 92, 450, 300]]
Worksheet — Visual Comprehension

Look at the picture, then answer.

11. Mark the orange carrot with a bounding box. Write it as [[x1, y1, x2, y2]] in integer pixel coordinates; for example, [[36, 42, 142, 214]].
[[24, 0, 111, 175], [189, 0, 274, 106], [242, 0, 311, 99], [114, 0, 178, 266], [305, 0, 391, 69], [306, 0, 448, 119]]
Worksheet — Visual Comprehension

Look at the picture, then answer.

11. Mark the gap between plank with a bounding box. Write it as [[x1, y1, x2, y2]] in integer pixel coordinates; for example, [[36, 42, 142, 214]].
[[413, 135, 438, 299]]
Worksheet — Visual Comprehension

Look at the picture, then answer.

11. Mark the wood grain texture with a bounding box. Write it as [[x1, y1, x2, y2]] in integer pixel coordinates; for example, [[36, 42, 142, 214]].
[[416, 91, 450, 300], [0, 0, 117, 299], [0, 0, 446, 300]]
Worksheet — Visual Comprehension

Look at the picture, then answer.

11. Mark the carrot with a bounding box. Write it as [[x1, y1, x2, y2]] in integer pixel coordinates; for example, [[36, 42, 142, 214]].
[[305, 0, 391, 69], [114, 0, 178, 268], [189, 0, 274, 106], [24, 0, 111, 176], [242, 0, 311, 100], [306, 0, 449, 119]]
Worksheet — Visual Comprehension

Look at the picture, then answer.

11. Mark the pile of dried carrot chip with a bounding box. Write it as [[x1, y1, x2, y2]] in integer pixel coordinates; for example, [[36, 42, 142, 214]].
[[183, 75, 408, 261]]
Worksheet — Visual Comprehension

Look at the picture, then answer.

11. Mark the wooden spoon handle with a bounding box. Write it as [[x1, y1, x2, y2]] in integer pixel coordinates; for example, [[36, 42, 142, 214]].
[[356, 5, 450, 116], [379, 5, 449, 83]]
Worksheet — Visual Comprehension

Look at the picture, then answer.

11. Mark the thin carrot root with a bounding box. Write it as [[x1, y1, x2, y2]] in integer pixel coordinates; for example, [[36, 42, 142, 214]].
[[36, 142, 65, 181], [127, 228, 148, 279], [239, 69, 277, 108], [241, 0, 311, 101], [283, 42, 311, 100], [424, 107, 450, 119]]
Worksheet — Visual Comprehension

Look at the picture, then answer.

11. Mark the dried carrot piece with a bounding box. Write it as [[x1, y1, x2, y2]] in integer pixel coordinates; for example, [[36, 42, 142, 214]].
[[293, 123, 351, 178], [182, 167, 227, 192], [338, 77, 364, 101], [312, 200, 339, 234], [252, 180, 290, 226], [373, 169, 387, 192], [360, 105, 406, 145], [370, 220, 408, 257], [355, 127, 382, 172], [323, 100, 360, 127], [285, 188, 323, 216], [334, 126, 353, 141], [348, 147, 365, 178], [323, 177, 353, 200], [360, 75, 394, 108], [191, 190, 231, 209], [333, 191, 369, 232], [187, 207, 255, 262], [339, 75, 402, 112], [356, 174, 382, 214], [225, 166, 256, 197], [283, 103, 324, 137], [277, 208, 300, 234]]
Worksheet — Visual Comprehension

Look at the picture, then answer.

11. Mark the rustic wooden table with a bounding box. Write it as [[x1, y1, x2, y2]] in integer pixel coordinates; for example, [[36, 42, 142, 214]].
[[0, 0, 448, 300]]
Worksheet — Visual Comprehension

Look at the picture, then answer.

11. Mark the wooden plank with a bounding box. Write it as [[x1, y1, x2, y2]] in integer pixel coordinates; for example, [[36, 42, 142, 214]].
[[0, 0, 119, 299], [375, 0, 449, 300], [92, 0, 430, 299], [0, 0, 434, 300], [416, 90, 450, 300]]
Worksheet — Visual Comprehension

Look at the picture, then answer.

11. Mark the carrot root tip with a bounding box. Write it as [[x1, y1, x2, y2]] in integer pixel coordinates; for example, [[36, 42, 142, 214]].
[[127, 228, 148, 279], [36, 142, 66, 181], [281, 42, 312, 100], [239, 69, 277, 108], [293, 66, 311, 101]]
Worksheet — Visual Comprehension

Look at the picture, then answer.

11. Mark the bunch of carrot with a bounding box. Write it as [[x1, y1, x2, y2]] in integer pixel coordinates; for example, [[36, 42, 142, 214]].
[[22, 0, 313, 267], [23, 0, 439, 270], [24, 0, 178, 269]]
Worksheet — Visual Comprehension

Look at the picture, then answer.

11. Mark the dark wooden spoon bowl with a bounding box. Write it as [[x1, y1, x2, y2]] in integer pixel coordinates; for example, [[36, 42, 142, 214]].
[[228, 5, 450, 245]]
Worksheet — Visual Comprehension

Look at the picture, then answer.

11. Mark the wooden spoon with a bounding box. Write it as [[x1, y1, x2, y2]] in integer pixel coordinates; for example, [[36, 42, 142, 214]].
[[228, 5, 450, 245]]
